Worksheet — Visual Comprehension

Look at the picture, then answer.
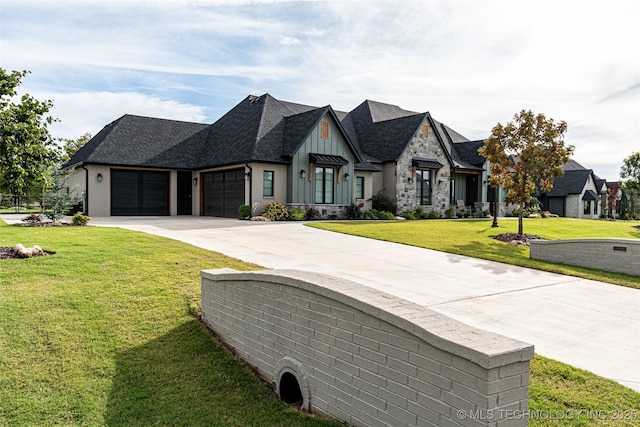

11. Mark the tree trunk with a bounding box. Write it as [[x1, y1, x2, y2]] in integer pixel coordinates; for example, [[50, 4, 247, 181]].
[[518, 202, 524, 237], [492, 186, 499, 228]]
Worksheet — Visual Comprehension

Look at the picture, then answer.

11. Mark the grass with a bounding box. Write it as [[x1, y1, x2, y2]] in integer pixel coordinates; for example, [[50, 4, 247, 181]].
[[1, 220, 638, 426], [308, 217, 640, 289], [0, 222, 342, 426]]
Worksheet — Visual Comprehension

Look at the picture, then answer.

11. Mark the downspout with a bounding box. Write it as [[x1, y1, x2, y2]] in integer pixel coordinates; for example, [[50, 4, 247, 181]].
[[81, 166, 89, 215], [245, 163, 253, 218]]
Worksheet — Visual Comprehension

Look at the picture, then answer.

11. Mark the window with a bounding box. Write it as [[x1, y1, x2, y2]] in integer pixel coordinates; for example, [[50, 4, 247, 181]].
[[263, 171, 274, 197], [416, 169, 432, 205], [449, 179, 455, 205], [583, 200, 592, 215], [314, 166, 334, 203], [356, 176, 365, 199], [321, 121, 330, 139]]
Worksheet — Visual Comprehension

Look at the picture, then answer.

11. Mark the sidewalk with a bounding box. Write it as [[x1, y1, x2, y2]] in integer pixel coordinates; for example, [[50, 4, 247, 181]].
[[3, 215, 639, 391]]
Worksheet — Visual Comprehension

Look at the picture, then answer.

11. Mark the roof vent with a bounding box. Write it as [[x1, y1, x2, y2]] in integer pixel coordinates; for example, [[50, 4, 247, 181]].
[[248, 95, 260, 105]]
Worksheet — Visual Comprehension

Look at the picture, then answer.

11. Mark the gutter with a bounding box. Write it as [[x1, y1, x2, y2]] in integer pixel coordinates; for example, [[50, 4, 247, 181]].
[[81, 165, 89, 215], [245, 163, 253, 218]]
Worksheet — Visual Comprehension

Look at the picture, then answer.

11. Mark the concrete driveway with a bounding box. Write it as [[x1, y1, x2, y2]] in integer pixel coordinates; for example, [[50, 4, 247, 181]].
[[5, 215, 639, 391]]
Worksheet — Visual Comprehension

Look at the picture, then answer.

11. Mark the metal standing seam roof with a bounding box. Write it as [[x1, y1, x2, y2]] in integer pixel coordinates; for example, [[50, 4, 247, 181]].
[[412, 158, 444, 169]]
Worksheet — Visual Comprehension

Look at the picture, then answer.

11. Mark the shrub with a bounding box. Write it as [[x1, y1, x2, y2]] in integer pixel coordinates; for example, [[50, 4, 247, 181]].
[[372, 192, 397, 214], [444, 207, 454, 218], [71, 213, 91, 226], [344, 202, 362, 219], [402, 211, 416, 220], [288, 207, 306, 221], [262, 201, 289, 221], [427, 210, 439, 219], [414, 206, 429, 219], [363, 209, 379, 220], [238, 204, 251, 219], [65, 199, 84, 216], [305, 206, 320, 220], [377, 211, 396, 220]]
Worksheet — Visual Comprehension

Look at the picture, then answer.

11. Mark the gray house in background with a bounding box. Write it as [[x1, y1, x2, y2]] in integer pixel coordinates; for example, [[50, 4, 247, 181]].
[[538, 160, 607, 218], [63, 94, 497, 218]]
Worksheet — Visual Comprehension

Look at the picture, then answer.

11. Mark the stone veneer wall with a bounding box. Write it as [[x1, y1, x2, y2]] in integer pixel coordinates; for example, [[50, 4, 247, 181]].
[[395, 125, 451, 214], [201, 269, 534, 427], [530, 238, 640, 276]]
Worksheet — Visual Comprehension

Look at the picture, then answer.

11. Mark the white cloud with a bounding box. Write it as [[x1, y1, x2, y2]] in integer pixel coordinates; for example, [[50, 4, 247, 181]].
[[42, 91, 207, 140], [2, 0, 638, 180]]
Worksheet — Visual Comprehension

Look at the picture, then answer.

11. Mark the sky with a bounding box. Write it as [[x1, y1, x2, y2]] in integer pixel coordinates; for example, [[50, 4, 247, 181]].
[[1, 0, 638, 181]]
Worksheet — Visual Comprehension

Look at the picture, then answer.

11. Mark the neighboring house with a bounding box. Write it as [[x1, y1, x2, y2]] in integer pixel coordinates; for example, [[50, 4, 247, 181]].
[[64, 94, 490, 218], [538, 160, 607, 218]]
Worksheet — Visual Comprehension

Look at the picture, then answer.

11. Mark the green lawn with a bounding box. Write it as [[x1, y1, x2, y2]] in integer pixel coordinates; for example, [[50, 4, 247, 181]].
[[309, 217, 640, 289], [0, 222, 342, 426], [1, 220, 638, 426]]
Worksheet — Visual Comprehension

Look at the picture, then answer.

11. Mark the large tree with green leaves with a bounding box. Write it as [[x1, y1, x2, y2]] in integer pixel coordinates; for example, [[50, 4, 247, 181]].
[[0, 69, 60, 196], [60, 132, 91, 164], [620, 151, 640, 218], [479, 110, 574, 236]]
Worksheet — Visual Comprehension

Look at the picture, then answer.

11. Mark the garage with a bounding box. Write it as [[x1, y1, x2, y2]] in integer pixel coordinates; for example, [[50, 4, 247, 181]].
[[201, 169, 245, 217], [111, 169, 170, 216]]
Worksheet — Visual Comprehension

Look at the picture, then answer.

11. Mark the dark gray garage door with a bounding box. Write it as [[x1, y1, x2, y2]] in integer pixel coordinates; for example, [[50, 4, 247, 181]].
[[111, 169, 170, 216], [201, 169, 245, 217], [543, 197, 565, 217]]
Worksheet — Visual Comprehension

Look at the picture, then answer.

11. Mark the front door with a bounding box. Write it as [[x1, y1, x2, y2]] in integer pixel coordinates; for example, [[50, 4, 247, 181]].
[[177, 171, 192, 215], [465, 175, 479, 206]]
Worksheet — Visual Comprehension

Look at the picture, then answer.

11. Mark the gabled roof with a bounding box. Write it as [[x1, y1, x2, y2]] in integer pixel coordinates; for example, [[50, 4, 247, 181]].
[[540, 169, 595, 197], [152, 94, 360, 170], [452, 140, 486, 168], [64, 115, 208, 169], [67, 94, 476, 173]]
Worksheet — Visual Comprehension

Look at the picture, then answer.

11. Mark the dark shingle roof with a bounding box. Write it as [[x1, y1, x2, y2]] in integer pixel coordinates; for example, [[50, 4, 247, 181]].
[[540, 169, 594, 197], [64, 115, 208, 168], [68, 95, 476, 173]]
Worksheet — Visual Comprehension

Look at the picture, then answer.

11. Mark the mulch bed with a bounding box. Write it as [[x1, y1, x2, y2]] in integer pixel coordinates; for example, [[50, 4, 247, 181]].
[[491, 233, 546, 246], [0, 246, 54, 259], [1, 247, 45, 259]]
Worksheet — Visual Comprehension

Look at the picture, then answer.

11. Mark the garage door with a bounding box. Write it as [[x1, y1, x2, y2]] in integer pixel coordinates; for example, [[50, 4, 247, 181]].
[[201, 169, 245, 217], [546, 197, 565, 217], [111, 169, 170, 216]]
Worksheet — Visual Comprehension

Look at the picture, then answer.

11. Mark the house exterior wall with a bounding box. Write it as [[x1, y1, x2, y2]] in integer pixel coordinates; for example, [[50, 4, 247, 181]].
[[67, 164, 111, 217], [246, 163, 288, 215], [396, 122, 451, 214], [289, 113, 356, 207], [354, 171, 374, 211]]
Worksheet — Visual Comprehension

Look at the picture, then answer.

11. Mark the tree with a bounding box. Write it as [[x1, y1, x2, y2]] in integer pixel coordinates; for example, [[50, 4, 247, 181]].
[[0, 69, 60, 197], [479, 110, 574, 236], [60, 132, 91, 164], [620, 151, 640, 219], [44, 169, 76, 222]]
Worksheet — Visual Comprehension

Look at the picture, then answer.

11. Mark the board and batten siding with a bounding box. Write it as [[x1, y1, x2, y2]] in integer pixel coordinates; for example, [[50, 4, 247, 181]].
[[288, 113, 356, 205]]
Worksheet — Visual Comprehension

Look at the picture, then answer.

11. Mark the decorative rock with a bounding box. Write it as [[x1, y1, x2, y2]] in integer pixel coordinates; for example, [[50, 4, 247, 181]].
[[14, 244, 45, 258]]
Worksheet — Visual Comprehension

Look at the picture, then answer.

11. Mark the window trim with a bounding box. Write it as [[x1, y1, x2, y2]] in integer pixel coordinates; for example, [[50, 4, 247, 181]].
[[415, 169, 433, 206], [263, 170, 274, 197], [314, 165, 335, 204], [355, 176, 365, 199]]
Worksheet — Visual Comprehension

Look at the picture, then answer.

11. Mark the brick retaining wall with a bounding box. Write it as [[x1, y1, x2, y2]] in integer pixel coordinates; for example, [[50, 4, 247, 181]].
[[530, 238, 639, 276], [201, 269, 534, 427]]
